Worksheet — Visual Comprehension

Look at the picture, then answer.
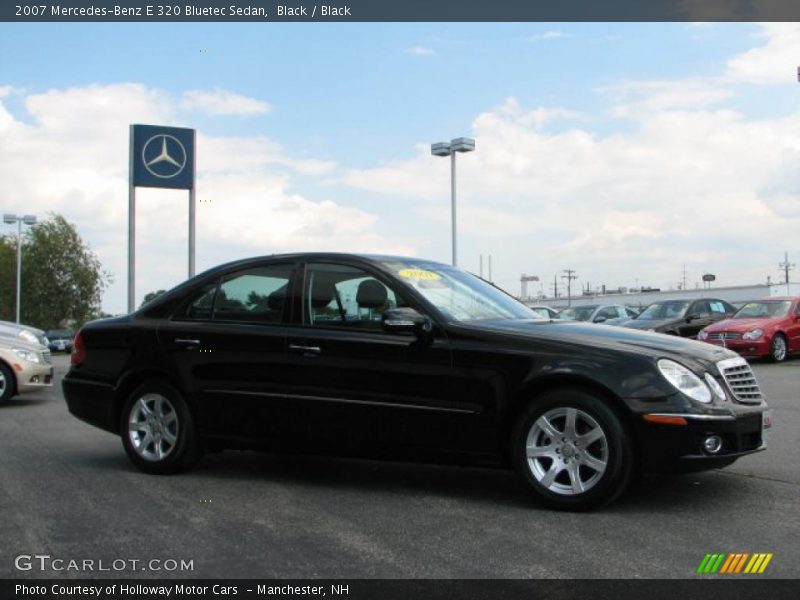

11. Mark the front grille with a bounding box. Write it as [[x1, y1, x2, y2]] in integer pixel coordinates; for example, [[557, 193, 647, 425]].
[[717, 357, 763, 404], [708, 332, 741, 341], [41, 350, 52, 365]]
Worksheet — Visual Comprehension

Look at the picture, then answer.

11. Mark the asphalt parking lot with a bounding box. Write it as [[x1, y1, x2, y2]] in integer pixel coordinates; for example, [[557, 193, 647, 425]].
[[1, 354, 798, 579]]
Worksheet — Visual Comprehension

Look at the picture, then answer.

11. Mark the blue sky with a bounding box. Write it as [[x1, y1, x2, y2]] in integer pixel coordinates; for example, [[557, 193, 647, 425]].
[[1, 22, 798, 311]]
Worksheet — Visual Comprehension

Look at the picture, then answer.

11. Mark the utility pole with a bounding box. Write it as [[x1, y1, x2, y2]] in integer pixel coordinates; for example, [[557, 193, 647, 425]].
[[551, 274, 559, 299], [779, 251, 795, 294], [779, 251, 794, 284], [561, 269, 578, 307], [681, 264, 688, 291], [488, 255, 493, 282], [479, 255, 483, 279]]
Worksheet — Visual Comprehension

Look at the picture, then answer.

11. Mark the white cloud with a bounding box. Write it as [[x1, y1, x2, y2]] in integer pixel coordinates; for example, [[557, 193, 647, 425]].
[[0, 83, 410, 313], [725, 23, 800, 84], [601, 78, 734, 117], [340, 93, 800, 292], [528, 30, 570, 42], [180, 88, 271, 115], [405, 46, 434, 56]]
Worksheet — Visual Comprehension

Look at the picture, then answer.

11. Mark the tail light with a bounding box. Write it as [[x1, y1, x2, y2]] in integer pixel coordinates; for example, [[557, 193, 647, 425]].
[[71, 331, 86, 365]]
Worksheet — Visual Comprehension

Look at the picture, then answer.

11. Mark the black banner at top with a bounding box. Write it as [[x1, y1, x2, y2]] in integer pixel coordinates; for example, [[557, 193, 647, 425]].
[[3, 0, 800, 22]]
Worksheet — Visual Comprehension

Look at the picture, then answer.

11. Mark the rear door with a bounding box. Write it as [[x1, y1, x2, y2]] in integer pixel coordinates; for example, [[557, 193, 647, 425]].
[[159, 261, 299, 440]]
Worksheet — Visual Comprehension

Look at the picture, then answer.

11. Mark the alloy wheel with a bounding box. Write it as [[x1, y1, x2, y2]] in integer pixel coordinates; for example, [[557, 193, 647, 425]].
[[771, 335, 787, 362], [127, 393, 179, 462], [525, 407, 609, 496]]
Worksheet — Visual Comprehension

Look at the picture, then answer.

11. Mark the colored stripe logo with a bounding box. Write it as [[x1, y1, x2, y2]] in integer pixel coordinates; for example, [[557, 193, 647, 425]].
[[697, 553, 773, 574]]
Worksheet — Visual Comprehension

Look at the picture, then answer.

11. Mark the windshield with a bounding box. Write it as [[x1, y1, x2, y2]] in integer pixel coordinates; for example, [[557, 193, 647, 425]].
[[637, 301, 690, 320], [733, 301, 791, 319], [558, 306, 597, 321], [382, 260, 536, 322]]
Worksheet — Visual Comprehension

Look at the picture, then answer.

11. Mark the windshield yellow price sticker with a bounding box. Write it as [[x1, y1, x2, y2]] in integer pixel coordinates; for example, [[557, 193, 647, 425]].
[[398, 268, 441, 281]]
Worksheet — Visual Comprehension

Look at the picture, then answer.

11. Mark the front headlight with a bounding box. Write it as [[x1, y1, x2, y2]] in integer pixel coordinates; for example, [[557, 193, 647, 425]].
[[12, 347, 41, 364], [697, 330, 708, 340], [743, 329, 763, 340], [704, 373, 727, 401], [657, 359, 712, 403], [18, 330, 38, 345]]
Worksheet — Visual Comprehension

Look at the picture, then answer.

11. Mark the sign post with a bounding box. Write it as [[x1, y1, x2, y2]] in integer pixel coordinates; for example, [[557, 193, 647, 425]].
[[128, 124, 196, 313]]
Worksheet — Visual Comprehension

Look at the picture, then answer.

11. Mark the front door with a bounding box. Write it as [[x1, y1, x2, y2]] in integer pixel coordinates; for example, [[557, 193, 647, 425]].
[[282, 261, 461, 458]]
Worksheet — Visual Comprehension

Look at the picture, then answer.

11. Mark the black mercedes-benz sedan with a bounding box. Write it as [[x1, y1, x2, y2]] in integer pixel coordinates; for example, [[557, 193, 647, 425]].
[[63, 254, 771, 510]]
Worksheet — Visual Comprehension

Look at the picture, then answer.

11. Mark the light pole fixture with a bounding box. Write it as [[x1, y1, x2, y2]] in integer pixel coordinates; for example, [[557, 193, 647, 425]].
[[431, 137, 475, 266], [3, 213, 37, 323]]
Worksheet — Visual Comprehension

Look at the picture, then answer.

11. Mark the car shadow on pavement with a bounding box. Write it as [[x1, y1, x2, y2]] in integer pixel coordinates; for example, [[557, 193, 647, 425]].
[[0, 396, 49, 409]]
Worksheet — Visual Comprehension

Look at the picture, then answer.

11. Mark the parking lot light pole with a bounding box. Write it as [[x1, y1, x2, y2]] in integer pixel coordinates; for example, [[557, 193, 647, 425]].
[[431, 137, 475, 267], [3, 213, 37, 323]]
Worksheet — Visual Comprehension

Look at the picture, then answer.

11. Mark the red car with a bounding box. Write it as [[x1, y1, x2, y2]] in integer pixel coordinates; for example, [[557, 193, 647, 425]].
[[698, 296, 800, 362]]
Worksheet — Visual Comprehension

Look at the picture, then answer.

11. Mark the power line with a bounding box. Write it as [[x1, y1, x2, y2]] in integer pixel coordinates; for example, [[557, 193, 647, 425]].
[[561, 269, 578, 307]]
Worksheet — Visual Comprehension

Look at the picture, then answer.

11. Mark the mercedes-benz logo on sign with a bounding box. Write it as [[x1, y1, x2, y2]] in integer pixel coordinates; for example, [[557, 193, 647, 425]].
[[142, 134, 187, 179]]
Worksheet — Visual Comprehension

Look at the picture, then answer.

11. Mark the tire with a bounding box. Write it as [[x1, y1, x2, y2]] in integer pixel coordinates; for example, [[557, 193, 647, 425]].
[[769, 333, 788, 363], [120, 380, 203, 474], [0, 362, 15, 404], [511, 388, 633, 511]]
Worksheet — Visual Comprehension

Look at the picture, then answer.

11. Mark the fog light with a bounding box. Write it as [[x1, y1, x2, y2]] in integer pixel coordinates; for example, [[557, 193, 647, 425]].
[[30, 375, 40, 383], [703, 435, 723, 454]]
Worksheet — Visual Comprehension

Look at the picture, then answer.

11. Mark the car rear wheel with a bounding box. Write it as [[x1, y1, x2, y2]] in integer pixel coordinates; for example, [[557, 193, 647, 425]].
[[120, 381, 202, 474], [769, 333, 787, 362], [0, 362, 15, 404], [512, 388, 633, 511]]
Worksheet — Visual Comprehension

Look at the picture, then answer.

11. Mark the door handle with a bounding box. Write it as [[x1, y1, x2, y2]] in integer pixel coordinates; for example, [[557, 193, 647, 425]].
[[289, 344, 321, 357]]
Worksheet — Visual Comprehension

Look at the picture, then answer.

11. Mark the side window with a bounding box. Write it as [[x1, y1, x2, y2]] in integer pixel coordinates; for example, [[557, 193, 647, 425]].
[[214, 265, 292, 323], [692, 301, 711, 316], [795, 303, 800, 316], [184, 283, 217, 320], [709, 301, 727, 314], [305, 263, 399, 331], [597, 307, 617, 319]]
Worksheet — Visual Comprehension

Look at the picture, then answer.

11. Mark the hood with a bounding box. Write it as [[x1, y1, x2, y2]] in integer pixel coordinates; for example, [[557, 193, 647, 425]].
[[460, 319, 736, 365], [0, 332, 47, 353], [621, 317, 677, 331], [705, 317, 779, 333]]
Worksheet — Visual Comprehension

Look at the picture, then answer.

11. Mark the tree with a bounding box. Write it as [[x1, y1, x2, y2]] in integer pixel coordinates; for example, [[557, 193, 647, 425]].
[[140, 289, 166, 308], [0, 236, 16, 322], [0, 214, 111, 329]]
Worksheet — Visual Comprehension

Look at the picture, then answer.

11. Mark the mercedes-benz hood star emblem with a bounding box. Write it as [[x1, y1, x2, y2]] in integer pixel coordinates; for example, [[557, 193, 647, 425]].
[[142, 134, 187, 179]]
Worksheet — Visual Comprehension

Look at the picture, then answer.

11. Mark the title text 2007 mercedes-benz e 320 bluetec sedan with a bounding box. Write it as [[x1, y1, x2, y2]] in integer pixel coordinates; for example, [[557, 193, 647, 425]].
[[63, 254, 772, 510]]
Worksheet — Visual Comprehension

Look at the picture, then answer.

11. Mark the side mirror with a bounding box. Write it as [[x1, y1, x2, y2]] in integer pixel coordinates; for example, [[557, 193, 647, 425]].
[[593, 316, 607, 323], [686, 314, 698, 322], [382, 307, 432, 338]]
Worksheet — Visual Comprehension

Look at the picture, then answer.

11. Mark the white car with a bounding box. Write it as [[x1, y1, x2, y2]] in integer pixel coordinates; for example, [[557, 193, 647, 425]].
[[0, 334, 54, 403]]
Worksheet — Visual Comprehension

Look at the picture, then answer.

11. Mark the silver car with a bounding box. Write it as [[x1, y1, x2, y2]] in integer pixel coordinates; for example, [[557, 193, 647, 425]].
[[0, 334, 54, 403], [0, 319, 49, 347]]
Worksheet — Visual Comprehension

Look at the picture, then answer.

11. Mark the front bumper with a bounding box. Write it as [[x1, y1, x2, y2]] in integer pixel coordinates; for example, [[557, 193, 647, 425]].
[[16, 362, 54, 393], [635, 405, 769, 473], [702, 337, 770, 358]]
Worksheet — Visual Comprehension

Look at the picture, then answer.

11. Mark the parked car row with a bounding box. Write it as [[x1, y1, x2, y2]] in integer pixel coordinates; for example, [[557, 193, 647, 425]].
[[550, 296, 800, 362]]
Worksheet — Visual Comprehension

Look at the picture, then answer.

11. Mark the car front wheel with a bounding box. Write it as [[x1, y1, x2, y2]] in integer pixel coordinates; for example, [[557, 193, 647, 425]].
[[120, 381, 202, 474], [512, 388, 633, 511], [769, 334, 787, 362], [0, 362, 15, 404]]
